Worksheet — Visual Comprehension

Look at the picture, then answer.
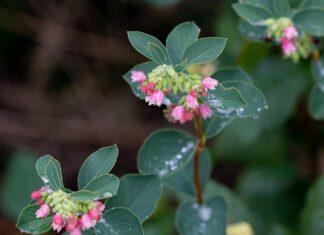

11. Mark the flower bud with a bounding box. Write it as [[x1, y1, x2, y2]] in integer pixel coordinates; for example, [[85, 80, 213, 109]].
[[31, 191, 42, 201]]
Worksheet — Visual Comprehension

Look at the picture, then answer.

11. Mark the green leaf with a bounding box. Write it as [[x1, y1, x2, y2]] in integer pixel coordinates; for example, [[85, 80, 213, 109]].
[[166, 21, 200, 65], [182, 37, 227, 64], [272, 0, 290, 17], [213, 67, 254, 84], [138, 129, 197, 178], [148, 43, 169, 64], [239, 0, 273, 11], [83, 174, 119, 200], [303, 0, 324, 9], [95, 208, 143, 235], [163, 149, 212, 197], [239, 20, 268, 41], [204, 84, 247, 118], [202, 116, 234, 139], [69, 190, 98, 202], [311, 57, 324, 92], [78, 145, 118, 189], [123, 61, 158, 99], [106, 174, 162, 222], [127, 31, 169, 62], [308, 86, 324, 120], [36, 155, 64, 191], [1, 151, 42, 219], [293, 9, 324, 36], [16, 204, 52, 235], [232, 3, 272, 24], [176, 197, 227, 235], [300, 176, 324, 235], [220, 80, 267, 118]]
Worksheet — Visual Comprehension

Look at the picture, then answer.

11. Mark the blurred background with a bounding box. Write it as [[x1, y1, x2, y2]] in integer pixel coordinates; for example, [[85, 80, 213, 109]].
[[0, 0, 323, 234]]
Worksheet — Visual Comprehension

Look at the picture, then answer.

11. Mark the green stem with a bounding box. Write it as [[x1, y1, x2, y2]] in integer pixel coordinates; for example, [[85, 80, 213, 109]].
[[193, 115, 205, 205]]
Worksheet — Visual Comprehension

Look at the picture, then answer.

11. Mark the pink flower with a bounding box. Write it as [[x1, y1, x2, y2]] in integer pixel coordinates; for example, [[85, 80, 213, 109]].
[[185, 110, 194, 122], [31, 191, 42, 201], [145, 90, 164, 106], [96, 201, 105, 212], [52, 214, 64, 232], [36, 204, 50, 218], [283, 26, 298, 40], [88, 208, 100, 221], [39, 186, 52, 193], [131, 71, 147, 83], [199, 104, 213, 119], [81, 214, 95, 230], [66, 218, 78, 232], [186, 93, 199, 109], [171, 106, 186, 123], [281, 38, 296, 55], [70, 227, 82, 235], [202, 77, 218, 90]]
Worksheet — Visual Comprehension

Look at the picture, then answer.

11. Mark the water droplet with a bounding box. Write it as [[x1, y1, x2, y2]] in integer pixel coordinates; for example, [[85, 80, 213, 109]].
[[198, 206, 212, 221], [158, 169, 169, 177], [103, 192, 112, 198], [41, 176, 49, 184]]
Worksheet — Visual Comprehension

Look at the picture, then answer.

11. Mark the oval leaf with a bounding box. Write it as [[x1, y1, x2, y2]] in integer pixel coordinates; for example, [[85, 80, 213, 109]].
[[95, 208, 143, 235], [78, 145, 118, 189], [308, 86, 324, 120], [69, 190, 98, 202], [83, 174, 119, 200], [272, 0, 290, 17], [182, 37, 227, 65], [293, 9, 324, 36], [163, 149, 212, 197], [106, 174, 162, 222], [166, 21, 200, 65], [202, 116, 235, 139], [36, 155, 64, 191], [311, 57, 324, 92], [232, 3, 272, 24], [138, 129, 197, 178], [176, 197, 227, 235], [16, 204, 52, 235]]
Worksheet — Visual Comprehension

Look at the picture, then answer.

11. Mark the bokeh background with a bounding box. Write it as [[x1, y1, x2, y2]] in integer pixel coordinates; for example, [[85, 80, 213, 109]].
[[0, 0, 323, 234]]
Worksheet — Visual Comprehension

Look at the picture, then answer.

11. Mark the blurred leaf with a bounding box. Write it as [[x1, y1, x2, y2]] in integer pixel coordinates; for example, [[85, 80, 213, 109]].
[[1, 151, 42, 219], [311, 57, 324, 92], [293, 9, 324, 36], [138, 129, 197, 178], [272, 0, 291, 17], [214, 67, 254, 84], [267, 225, 293, 235], [36, 155, 64, 191], [69, 190, 98, 202], [303, 0, 324, 8], [182, 37, 227, 64], [166, 22, 200, 65], [127, 31, 169, 62], [176, 196, 227, 235], [239, 0, 273, 11], [106, 174, 162, 222], [202, 115, 234, 139], [163, 149, 212, 197], [308, 86, 324, 120], [16, 204, 52, 234], [95, 208, 143, 235], [299, 176, 324, 235], [239, 20, 267, 42], [78, 145, 118, 189], [83, 174, 119, 200], [232, 3, 272, 24]]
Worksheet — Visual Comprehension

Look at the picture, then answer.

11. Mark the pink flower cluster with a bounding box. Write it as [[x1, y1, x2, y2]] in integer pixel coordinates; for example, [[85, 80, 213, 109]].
[[131, 71, 217, 124], [31, 188, 105, 235], [281, 26, 298, 56]]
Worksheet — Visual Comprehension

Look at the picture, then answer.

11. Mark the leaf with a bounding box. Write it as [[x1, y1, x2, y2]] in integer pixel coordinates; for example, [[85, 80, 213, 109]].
[[1, 151, 42, 219], [213, 67, 254, 84], [69, 190, 98, 202], [220, 80, 267, 118], [78, 145, 118, 189], [166, 21, 200, 65], [204, 84, 247, 118], [311, 57, 324, 92], [176, 196, 227, 235], [182, 37, 227, 64], [163, 149, 212, 197], [123, 61, 158, 99], [16, 204, 52, 235], [36, 155, 64, 191], [239, 20, 268, 41], [94, 208, 143, 235], [272, 0, 290, 17], [239, 0, 273, 11], [303, 0, 324, 9], [106, 174, 162, 222], [232, 3, 272, 25], [293, 9, 324, 36], [83, 174, 119, 200], [137, 129, 197, 178], [299, 176, 324, 235], [308, 86, 324, 120], [202, 116, 234, 139], [127, 31, 169, 62], [148, 43, 169, 64]]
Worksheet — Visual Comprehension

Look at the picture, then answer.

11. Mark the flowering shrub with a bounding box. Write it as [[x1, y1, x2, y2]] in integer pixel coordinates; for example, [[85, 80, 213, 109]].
[[232, 0, 324, 119]]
